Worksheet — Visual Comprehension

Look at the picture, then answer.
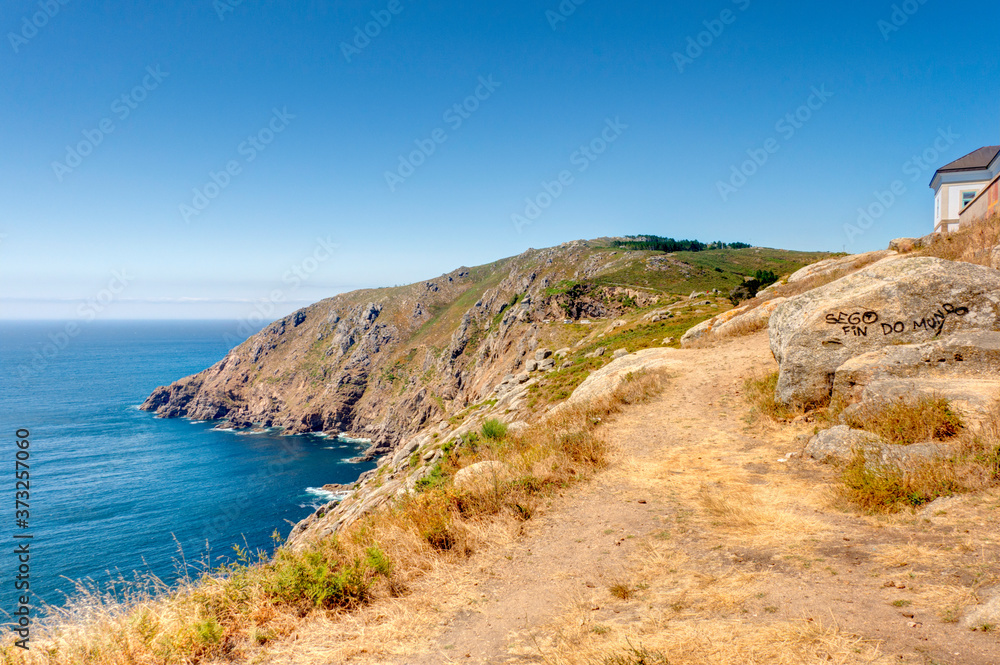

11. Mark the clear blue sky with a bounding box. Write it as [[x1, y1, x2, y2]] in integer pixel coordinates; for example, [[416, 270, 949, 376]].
[[3, 0, 998, 319]]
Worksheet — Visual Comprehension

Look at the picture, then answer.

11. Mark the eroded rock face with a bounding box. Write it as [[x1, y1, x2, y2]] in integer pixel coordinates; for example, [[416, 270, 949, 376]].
[[770, 257, 1000, 406], [832, 332, 1000, 423], [888, 234, 942, 255]]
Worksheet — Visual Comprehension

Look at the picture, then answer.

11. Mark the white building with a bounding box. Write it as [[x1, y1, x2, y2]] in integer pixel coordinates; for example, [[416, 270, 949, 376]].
[[929, 145, 1000, 233]]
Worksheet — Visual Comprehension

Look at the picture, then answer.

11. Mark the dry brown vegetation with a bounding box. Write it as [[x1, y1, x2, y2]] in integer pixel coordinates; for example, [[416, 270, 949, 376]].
[[285, 332, 996, 664], [744, 373, 1000, 516], [1, 373, 669, 665], [839, 401, 1000, 514], [918, 211, 1000, 266], [841, 394, 964, 445], [741, 371, 803, 423], [9, 326, 1000, 664], [712, 312, 769, 339]]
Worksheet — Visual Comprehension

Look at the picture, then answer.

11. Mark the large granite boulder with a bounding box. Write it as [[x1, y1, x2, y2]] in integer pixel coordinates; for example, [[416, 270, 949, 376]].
[[564, 348, 685, 406], [805, 425, 884, 464], [680, 317, 715, 347], [841, 377, 1000, 426], [770, 257, 1000, 406], [680, 297, 787, 347], [832, 331, 1000, 423], [784, 250, 896, 284]]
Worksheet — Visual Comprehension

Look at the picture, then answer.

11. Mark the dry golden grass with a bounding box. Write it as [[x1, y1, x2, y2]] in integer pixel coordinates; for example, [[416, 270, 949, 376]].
[[838, 400, 1000, 514], [918, 211, 1000, 266], [503, 535, 796, 663], [527, 607, 890, 665], [509, 512, 885, 664], [0, 372, 670, 665], [871, 541, 950, 569], [741, 371, 803, 423], [628, 541, 762, 616], [918, 584, 982, 623], [715, 313, 770, 338], [841, 394, 963, 445], [698, 485, 822, 540]]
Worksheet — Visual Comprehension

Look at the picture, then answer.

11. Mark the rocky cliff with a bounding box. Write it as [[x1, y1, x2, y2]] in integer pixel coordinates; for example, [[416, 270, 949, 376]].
[[141, 239, 829, 458]]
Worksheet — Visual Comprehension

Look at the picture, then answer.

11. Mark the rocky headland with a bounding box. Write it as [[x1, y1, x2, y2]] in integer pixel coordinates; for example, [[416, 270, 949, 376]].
[[17, 228, 1000, 664]]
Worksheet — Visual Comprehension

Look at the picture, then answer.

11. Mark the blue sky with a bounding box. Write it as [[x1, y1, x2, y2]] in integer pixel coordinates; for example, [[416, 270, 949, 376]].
[[2, 0, 998, 319]]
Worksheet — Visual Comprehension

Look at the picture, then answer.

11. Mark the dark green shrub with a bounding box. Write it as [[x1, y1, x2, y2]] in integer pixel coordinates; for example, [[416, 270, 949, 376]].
[[263, 547, 375, 611], [728, 279, 760, 306], [481, 418, 508, 441], [753, 269, 779, 287], [415, 464, 446, 492]]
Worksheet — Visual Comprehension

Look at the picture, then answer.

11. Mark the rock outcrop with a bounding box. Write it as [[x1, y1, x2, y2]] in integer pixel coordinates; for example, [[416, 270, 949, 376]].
[[784, 250, 896, 285], [564, 348, 684, 406], [804, 425, 947, 469], [769, 257, 1000, 406], [681, 297, 787, 347], [134, 239, 832, 548], [831, 331, 1000, 424], [139, 244, 656, 449]]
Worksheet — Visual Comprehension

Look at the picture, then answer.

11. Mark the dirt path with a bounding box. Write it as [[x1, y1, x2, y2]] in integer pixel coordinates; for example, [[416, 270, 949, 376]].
[[274, 333, 999, 664]]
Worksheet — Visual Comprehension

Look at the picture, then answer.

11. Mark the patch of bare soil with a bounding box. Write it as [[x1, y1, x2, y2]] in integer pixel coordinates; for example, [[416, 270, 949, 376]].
[[269, 333, 999, 665]]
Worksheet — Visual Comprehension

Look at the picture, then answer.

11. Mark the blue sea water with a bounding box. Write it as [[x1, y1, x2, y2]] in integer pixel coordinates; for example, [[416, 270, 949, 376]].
[[0, 321, 375, 614]]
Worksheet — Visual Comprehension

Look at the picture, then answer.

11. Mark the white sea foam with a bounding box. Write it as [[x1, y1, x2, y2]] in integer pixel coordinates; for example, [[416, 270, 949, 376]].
[[336, 435, 372, 445], [305, 486, 338, 501], [301, 486, 349, 510]]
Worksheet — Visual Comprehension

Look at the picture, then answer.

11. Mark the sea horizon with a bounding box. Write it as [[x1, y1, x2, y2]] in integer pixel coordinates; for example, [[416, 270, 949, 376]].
[[0, 320, 376, 612]]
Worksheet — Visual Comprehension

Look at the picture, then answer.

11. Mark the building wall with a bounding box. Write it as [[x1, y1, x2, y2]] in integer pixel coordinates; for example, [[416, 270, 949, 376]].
[[959, 174, 1000, 225], [932, 151, 1000, 233], [934, 179, 991, 233], [947, 183, 985, 219]]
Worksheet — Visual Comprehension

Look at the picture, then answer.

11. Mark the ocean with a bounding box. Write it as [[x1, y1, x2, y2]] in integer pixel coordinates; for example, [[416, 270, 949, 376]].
[[0, 321, 376, 613]]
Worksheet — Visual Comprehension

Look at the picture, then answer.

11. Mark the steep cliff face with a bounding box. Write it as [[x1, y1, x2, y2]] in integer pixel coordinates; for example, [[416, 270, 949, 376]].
[[142, 240, 831, 455]]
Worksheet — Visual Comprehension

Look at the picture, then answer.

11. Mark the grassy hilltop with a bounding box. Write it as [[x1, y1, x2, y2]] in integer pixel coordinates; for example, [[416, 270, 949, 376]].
[[11, 235, 844, 664]]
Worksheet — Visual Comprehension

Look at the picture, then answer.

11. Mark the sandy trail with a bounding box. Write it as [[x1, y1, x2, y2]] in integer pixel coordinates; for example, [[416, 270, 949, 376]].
[[275, 333, 999, 665]]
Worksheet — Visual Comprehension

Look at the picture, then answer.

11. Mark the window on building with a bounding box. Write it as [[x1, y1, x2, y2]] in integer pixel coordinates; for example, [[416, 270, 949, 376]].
[[961, 190, 977, 209]]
